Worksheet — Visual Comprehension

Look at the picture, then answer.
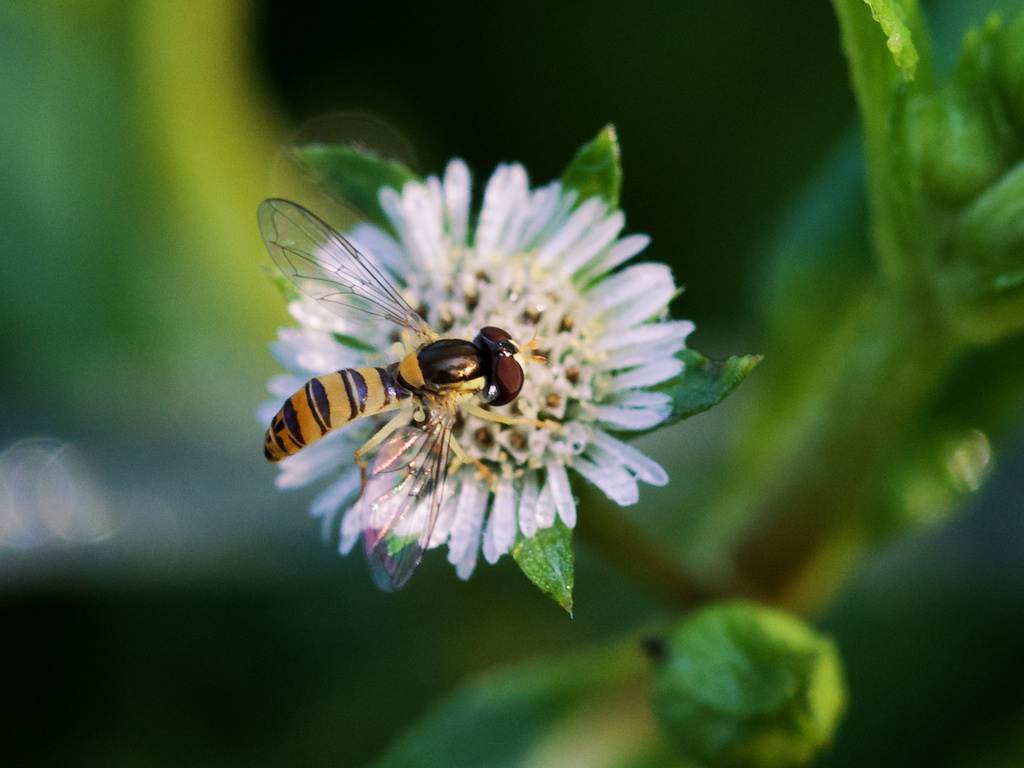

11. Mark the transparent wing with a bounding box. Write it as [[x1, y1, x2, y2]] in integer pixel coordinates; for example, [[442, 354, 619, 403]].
[[258, 198, 432, 337], [359, 408, 455, 591]]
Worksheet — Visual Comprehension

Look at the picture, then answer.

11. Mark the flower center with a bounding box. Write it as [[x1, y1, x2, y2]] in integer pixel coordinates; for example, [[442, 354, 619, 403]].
[[409, 249, 600, 472]]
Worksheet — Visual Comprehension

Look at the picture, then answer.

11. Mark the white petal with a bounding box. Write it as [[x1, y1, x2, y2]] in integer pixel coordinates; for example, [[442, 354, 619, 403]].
[[591, 430, 669, 486], [592, 407, 669, 431], [443, 159, 471, 248], [427, 482, 458, 548], [592, 320, 695, 353], [606, 359, 683, 392], [401, 181, 447, 270], [312, 472, 362, 539], [606, 390, 675, 409], [454, 528, 482, 580], [559, 210, 624, 276], [257, 396, 284, 426], [585, 264, 676, 327], [517, 470, 541, 537], [595, 342, 686, 372], [582, 233, 650, 278], [573, 455, 639, 506], [517, 182, 567, 251], [450, 475, 489, 577], [494, 167, 533, 257], [379, 183, 421, 266], [274, 430, 358, 488], [593, 393, 673, 431], [339, 503, 362, 554], [483, 476, 516, 564], [378, 187, 406, 236], [266, 375, 304, 399], [293, 340, 357, 375], [275, 324, 362, 373], [267, 340, 302, 376], [475, 164, 524, 259], [447, 473, 489, 566], [347, 223, 408, 276], [545, 459, 576, 528], [593, 323, 694, 370], [535, 482, 557, 529], [534, 197, 604, 268], [548, 421, 589, 456], [274, 452, 341, 490], [271, 329, 336, 375], [287, 298, 353, 333], [611, 290, 677, 331]]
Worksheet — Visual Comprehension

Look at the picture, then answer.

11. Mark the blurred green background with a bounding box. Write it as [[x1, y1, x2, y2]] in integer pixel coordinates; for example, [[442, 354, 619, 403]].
[[1, 1, 1023, 766]]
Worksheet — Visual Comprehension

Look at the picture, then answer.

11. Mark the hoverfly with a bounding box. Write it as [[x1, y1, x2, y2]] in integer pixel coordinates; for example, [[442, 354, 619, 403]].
[[259, 198, 535, 591]]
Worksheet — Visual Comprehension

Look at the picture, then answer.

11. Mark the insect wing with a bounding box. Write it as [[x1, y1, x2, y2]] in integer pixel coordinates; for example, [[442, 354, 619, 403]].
[[258, 198, 431, 337], [359, 410, 454, 591]]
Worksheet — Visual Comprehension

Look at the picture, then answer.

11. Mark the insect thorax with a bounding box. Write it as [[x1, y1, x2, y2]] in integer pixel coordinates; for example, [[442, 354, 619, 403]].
[[398, 339, 487, 396]]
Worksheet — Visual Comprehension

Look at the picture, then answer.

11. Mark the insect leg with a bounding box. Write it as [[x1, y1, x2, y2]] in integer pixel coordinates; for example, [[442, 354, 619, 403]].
[[354, 408, 414, 488], [446, 430, 495, 485], [461, 402, 559, 431]]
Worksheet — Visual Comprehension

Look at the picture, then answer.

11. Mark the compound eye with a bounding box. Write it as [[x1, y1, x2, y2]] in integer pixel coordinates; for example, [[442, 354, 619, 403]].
[[473, 326, 524, 406], [477, 326, 512, 344], [489, 354, 524, 406]]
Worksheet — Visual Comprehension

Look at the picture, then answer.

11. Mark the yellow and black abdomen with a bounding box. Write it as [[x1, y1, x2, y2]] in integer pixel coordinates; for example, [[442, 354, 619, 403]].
[[264, 364, 412, 462]]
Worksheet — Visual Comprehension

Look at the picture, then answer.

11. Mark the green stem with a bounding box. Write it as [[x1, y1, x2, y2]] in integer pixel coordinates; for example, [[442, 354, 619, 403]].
[[716, 284, 961, 610], [576, 489, 717, 611]]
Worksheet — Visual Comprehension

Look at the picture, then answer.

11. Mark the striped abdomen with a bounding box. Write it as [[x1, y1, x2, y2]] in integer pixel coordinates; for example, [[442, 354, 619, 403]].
[[264, 364, 412, 462]]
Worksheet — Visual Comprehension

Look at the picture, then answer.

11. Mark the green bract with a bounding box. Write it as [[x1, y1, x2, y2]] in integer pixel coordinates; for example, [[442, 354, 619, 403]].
[[561, 124, 623, 208], [512, 520, 575, 615], [643, 350, 762, 437], [291, 143, 420, 236]]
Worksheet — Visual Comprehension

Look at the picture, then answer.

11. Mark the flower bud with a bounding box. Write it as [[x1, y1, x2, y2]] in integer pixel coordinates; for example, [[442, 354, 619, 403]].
[[944, 160, 1024, 342], [910, 17, 1014, 207], [648, 602, 846, 768]]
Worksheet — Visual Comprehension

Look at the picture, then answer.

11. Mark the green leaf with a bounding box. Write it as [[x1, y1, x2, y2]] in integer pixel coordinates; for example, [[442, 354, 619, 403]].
[[634, 349, 761, 436], [512, 519, 575, 615], [649, 602, 846, 768], [560, 124, 622, 209], [371, 642, 682, 768], [829, 0, 933, 278], [862, 0, 919, 80], [289, 143, 420, 236], [993, 8, 1024, 132]]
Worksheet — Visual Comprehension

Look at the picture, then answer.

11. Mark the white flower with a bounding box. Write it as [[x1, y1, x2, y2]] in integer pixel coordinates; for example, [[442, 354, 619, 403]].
[[260, 159, 693, 580]]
